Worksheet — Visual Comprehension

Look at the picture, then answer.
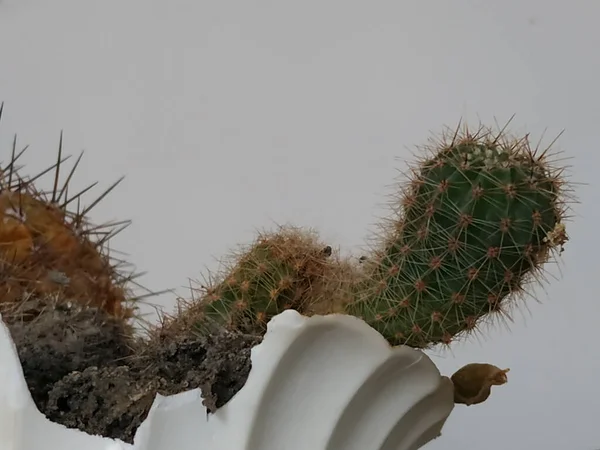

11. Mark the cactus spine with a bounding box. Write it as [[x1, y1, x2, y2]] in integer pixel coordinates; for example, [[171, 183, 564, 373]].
[[346, 122, 569, 347]]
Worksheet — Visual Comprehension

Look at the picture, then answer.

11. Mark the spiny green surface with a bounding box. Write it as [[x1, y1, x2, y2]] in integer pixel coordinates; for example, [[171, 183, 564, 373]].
[[347, 125, 569, 348], [188, 227, 343, 335]]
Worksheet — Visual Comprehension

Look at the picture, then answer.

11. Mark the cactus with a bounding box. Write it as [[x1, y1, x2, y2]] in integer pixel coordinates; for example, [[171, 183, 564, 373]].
[[162, 225, 355, 336], [346, 121, 570, 347], [166, 120, 571, 349], [0, 102, 145, 320], [0, 103, 162, 419]]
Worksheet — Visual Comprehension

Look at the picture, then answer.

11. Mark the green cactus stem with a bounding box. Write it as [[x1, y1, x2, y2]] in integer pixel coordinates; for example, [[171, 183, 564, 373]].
[[347, 122, 570, 348], [163, 226, 354, 336]]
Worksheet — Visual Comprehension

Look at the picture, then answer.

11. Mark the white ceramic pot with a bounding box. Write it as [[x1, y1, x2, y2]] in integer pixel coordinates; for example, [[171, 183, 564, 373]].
[[0, 310, 455, 450]]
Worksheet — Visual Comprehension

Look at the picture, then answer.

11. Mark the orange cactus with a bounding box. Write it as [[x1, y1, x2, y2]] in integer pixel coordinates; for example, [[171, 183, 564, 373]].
[[0, 104, 142, 320]]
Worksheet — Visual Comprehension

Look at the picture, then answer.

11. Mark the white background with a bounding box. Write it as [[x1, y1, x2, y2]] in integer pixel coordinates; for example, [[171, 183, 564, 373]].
[[1, 1, 598, 448]]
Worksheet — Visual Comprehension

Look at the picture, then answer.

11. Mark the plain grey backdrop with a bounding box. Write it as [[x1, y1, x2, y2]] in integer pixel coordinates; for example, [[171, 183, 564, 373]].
[[0, 1, 598, 448]]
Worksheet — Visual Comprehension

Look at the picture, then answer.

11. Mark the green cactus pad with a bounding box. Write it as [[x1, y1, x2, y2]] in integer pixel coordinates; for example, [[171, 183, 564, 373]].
[[348, 124, 569, 348]]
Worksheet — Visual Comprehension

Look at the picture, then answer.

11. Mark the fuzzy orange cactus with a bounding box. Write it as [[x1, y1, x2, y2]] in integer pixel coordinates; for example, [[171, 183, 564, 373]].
[[0, 102, 143, 319]]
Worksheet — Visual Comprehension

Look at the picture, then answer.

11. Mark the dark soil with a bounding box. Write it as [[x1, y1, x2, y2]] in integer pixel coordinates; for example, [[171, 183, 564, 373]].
[[4, 299, 261, 444], [45, 330, 260, 443], [4, 296, 135, 408]]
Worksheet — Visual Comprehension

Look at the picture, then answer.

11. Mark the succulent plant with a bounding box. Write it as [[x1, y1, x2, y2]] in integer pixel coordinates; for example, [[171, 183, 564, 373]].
[[161, 226, 355, 337], [0, 102, 146, 320], [0, 102, 164, 424], [346, 121, 571, 347]]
